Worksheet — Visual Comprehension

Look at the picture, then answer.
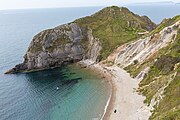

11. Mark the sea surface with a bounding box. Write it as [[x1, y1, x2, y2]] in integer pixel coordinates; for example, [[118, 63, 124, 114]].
[[0, 5, 179, 120]]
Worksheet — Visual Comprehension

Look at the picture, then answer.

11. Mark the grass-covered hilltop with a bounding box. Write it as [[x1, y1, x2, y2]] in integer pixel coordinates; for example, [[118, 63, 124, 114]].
[[75, 6, 156, 59], [5, 6, 180, 120]]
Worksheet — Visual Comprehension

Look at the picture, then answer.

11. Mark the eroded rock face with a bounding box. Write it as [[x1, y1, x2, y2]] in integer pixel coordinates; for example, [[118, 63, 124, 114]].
[[114, 21, 180, 68], [24, 23, 86, 70], [6, 23, 101, 73], [86, 28, 102, 62]]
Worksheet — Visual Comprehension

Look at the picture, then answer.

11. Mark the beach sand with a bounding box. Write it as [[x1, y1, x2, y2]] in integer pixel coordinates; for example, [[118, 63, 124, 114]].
[[79, 60, 151, 120], [102, 65, 151, 120]]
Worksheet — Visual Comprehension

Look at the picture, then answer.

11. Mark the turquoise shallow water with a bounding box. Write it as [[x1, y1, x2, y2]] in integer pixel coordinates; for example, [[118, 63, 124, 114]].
[[0, 65, 110, 120], [0, 5, 179, 120]]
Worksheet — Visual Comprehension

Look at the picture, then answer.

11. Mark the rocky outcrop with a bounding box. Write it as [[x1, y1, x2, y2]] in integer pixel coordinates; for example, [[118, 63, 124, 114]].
[[86, 28, 102, 62], [135, 67, 150, 81], [5, 23, 101, 74], [25, 23, 85, 69]]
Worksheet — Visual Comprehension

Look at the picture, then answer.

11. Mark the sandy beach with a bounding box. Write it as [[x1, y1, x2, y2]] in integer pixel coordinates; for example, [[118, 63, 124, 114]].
[[79, 60, 151, 120], [103, 65, 151, 120]]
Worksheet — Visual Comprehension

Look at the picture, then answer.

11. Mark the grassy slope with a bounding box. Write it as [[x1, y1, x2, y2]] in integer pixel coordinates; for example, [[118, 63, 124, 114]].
[[151, 15, 180, 34], [75, 6, 156, 60], [125, 16, 180, 120], [148, 28, 180, 120]]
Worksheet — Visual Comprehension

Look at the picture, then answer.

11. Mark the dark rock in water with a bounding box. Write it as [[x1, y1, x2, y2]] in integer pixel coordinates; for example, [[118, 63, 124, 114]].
[[5, 63, 28, 74], [62, 78, 79, 86], [70, 77, 82, 81], [5, 68, 16, 74], [70, 72, 76, 75]]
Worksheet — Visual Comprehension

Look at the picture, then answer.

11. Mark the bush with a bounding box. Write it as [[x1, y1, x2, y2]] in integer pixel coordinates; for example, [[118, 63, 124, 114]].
[[133, 60, 138, 65]]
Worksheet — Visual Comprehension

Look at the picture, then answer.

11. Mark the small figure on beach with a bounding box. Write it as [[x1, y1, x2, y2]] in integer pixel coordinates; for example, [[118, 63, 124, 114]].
[[114, 109, 117, 113]]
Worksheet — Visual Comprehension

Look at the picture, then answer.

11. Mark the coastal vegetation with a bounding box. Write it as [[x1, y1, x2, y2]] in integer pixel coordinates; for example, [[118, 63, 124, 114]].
[[125, 17, 180, 120], [75, 6, 156, 60], [151, 15, 180, 34]]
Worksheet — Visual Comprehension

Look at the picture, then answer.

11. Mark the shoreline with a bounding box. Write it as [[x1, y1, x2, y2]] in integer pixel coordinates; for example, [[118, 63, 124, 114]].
[[90, 64, 115, 120], [77, 61, 115, 120], [78, 60, 151, 120]]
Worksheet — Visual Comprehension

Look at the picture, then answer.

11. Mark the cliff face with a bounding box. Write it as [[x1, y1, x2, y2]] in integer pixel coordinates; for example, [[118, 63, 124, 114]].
[[113, 20, 179, 68], [25, 23, 86, 70], [6, 23, 101, 73], [86, 28, 102, 62], [6, 6, 156, 74]]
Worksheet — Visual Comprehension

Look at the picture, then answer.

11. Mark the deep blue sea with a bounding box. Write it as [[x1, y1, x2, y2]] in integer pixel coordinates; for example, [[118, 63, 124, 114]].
[[0, 5, 180, 120]]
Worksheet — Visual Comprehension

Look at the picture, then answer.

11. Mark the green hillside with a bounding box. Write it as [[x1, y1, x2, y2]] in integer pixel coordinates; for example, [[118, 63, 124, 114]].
[[75, 6, 156, 60]]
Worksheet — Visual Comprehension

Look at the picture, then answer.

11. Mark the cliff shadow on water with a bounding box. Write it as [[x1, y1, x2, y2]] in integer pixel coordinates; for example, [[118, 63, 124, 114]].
[[1, 60, 110, 120], [23, 66, 81, 95]]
